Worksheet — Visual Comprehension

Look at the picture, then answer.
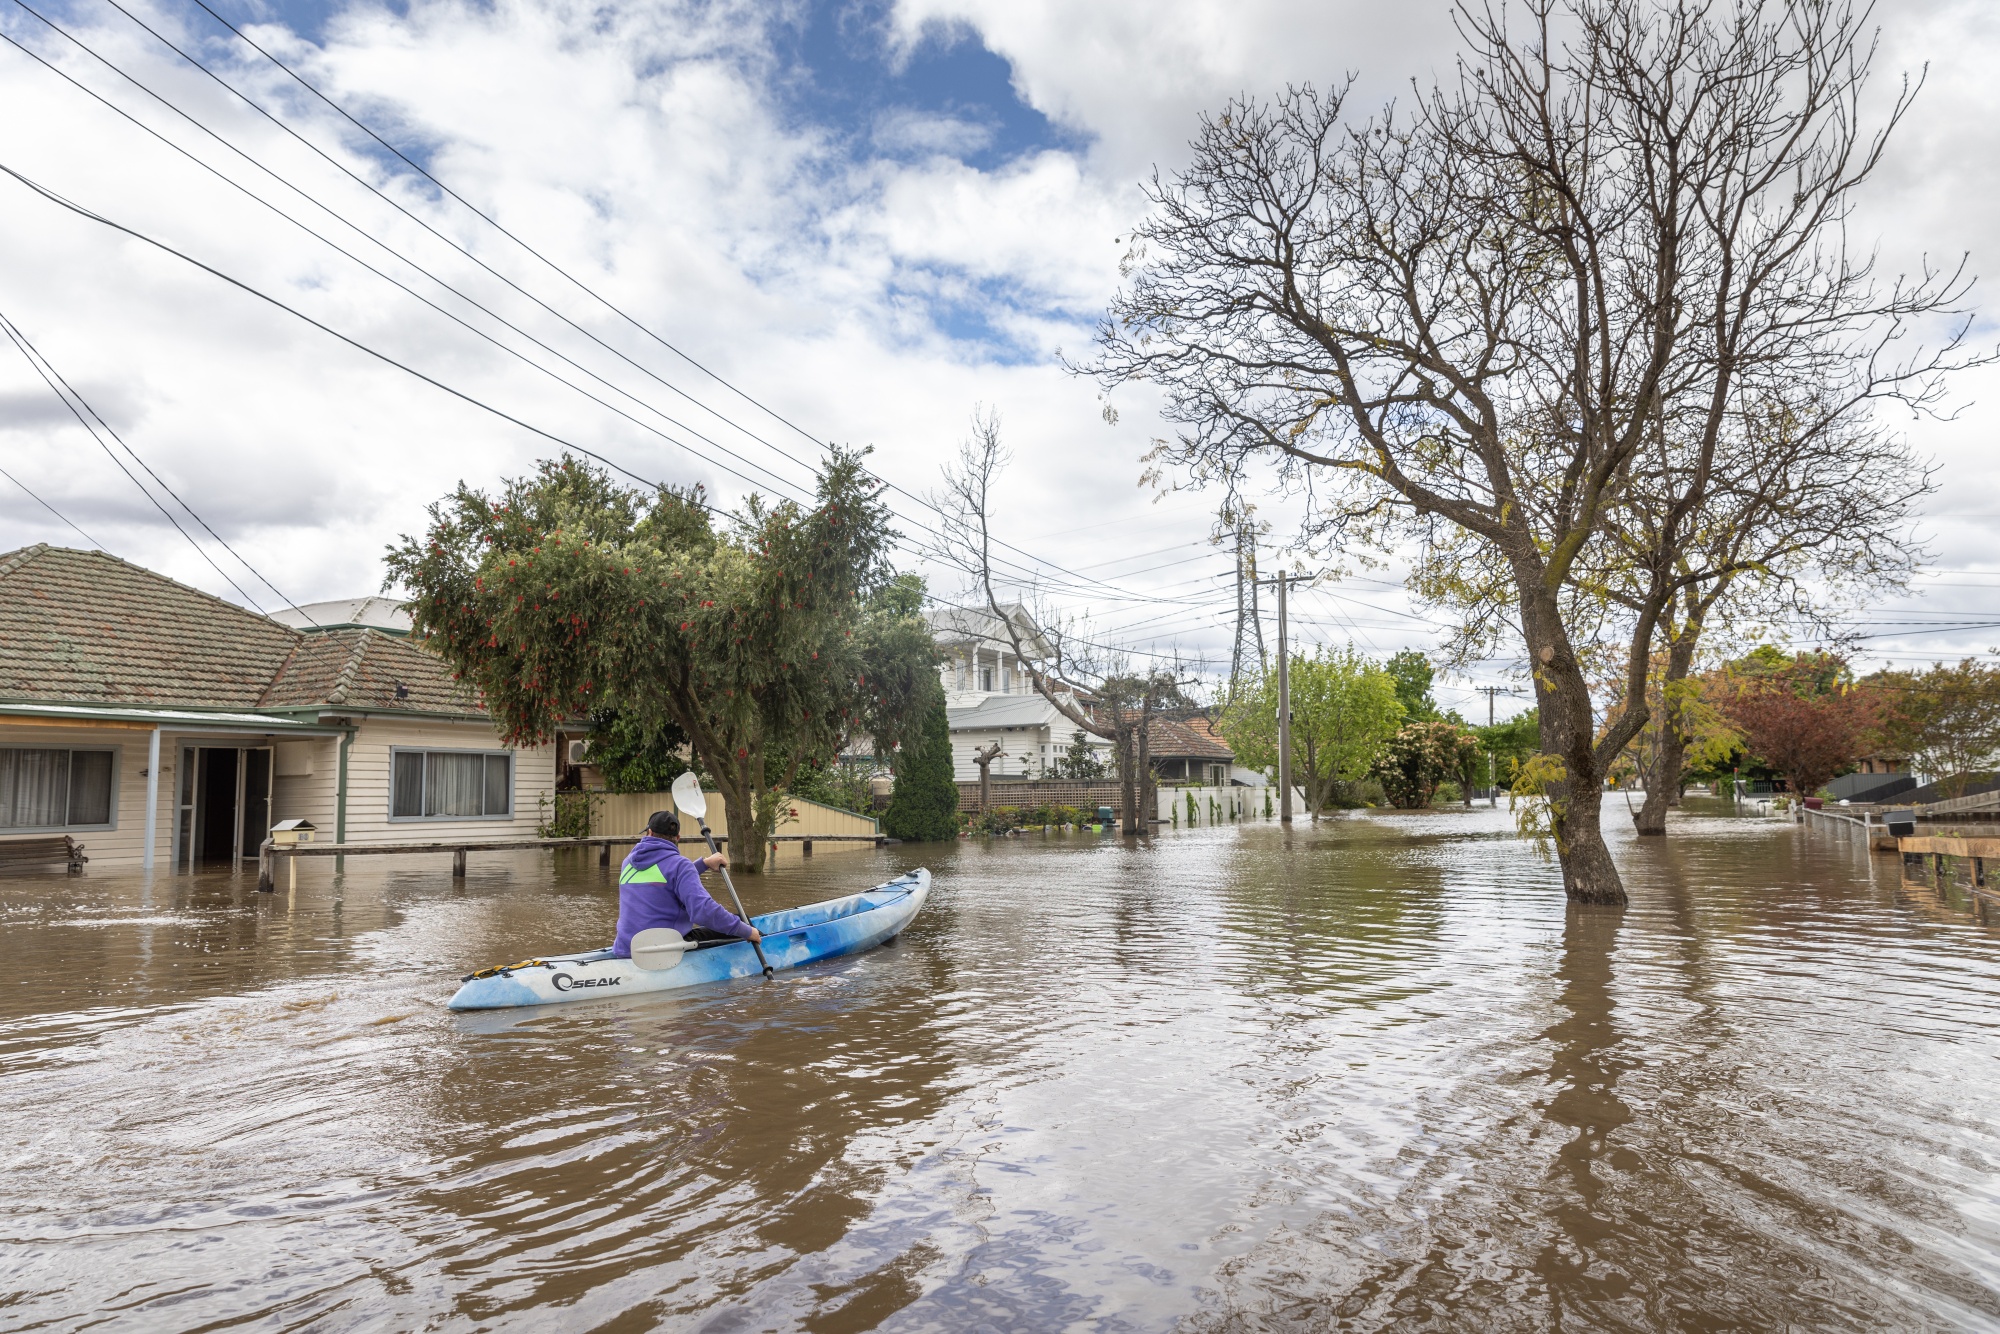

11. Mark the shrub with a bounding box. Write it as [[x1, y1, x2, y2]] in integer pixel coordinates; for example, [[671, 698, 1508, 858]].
[[883, 692, 959, 841]]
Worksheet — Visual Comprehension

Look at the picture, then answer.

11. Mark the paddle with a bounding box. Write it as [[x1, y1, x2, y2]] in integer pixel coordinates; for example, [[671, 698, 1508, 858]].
[[672, 771, 775, 978], [628, 927, 690, 971]]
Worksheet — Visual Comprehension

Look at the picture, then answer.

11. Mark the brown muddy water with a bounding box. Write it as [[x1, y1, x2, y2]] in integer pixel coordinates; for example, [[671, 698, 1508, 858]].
[[4, 804, 1999, 1332]]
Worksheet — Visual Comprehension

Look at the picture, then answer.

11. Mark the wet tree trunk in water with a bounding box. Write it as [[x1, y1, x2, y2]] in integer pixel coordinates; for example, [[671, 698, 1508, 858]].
[[718, 787, 765, 874], [1135, 693, 1157, 839], [1115, 711, 1139, 835], [1524, 593, 1636, 908], [1635, 606, 1708, 836]]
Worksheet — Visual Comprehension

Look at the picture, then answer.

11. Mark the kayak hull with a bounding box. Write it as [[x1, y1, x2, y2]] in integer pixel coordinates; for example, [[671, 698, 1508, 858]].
[[445, 869, 929, 1011]]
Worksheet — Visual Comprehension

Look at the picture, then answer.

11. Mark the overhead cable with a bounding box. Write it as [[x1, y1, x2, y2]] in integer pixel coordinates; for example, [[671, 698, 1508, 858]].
[[0, 308, 268, 609], [0, 463, 105, 549], [89, 0, 1194, 608]]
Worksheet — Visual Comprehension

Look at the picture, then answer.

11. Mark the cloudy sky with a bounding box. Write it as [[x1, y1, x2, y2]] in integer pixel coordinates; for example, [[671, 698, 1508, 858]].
[[0, 0, 1995, 719]]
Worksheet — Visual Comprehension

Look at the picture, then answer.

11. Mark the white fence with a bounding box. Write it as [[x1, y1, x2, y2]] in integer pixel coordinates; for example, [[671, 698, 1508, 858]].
[[1156, 786, 1304, 828]]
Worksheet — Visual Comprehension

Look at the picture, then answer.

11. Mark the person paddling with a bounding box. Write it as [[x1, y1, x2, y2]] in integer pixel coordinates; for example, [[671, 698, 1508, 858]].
[[611, 809, 763, 957]]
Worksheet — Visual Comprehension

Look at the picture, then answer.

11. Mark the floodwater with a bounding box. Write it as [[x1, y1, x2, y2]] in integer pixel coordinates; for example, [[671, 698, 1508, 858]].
[[5, 804, 2000, 1332]]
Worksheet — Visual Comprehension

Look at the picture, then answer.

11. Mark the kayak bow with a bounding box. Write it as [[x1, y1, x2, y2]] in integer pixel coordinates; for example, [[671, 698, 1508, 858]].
[[446, 869, 930, 1011]]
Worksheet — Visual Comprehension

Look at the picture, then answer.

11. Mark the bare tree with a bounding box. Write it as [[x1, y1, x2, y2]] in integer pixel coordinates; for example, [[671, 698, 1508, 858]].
[[929, 411, 1187, 836], [1088, 0, 1984, 904], [972, 740, 1005, 814]]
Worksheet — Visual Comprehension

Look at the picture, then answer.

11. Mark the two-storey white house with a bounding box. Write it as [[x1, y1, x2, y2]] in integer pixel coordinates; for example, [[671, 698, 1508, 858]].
[[927, 603, 1115, 782]]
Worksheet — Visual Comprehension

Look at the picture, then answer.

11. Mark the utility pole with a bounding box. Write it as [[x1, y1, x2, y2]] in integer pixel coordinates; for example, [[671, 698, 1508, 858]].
[[1257, 571, 1305, 823], [1475, 685, 1510, 806]]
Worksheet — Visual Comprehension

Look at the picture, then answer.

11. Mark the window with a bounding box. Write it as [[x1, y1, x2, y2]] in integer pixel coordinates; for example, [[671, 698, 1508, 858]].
[[390, 749, 513, 820], [0, 747, 116, 829], [980, 667, 994, 692]]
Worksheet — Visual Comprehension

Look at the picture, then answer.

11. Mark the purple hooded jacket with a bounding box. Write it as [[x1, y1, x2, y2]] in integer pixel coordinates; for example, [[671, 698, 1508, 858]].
[[610, 835, 756, 957]]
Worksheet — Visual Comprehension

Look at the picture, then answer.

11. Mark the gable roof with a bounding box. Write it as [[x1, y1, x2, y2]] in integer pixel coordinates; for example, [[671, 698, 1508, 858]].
[[0, 545, 477, 717]]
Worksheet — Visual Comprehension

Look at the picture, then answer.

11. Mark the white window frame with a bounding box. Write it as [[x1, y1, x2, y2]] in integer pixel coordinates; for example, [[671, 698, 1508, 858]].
[[387, 746, 515, 822], [0, 744, 121, 833]]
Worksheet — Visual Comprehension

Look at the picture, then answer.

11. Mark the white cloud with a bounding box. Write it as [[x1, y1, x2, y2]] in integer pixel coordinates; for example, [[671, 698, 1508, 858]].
[[0, 0, 1993, 692]]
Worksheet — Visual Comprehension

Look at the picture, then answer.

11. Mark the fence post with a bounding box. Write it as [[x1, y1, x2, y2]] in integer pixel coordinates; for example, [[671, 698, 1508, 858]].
[[452, 848, 467, 879]]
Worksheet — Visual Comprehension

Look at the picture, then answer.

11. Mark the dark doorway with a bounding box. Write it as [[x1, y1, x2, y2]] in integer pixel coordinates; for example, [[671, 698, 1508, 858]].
[[195, 748, 239, 863], [178, 745, 275, 868]]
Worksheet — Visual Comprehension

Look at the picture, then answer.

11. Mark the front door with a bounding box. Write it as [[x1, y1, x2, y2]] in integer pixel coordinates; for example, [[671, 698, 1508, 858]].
[[177, 746, 274, 868]]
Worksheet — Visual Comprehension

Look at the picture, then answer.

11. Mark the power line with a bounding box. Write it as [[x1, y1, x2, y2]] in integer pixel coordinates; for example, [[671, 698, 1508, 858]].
[[0, 308, 268, 609], [0, 464, 104, 549], [0, 161, 690, 508], [75, 0, 1193, 610], [0, 309, 318, 621], [0, 11, 819, 511]]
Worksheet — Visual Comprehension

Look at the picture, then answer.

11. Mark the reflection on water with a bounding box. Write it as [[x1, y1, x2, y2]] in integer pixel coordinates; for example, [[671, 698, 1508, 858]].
[[5, 806, 2000, 1330]]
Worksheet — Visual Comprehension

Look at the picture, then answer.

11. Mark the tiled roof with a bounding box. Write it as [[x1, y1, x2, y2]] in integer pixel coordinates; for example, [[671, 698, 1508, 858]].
[[1077, 701, 1236, 761], [261, 630, 480, 713], [0, 545, 478, 717], [1147, 716, 1234, 762], [0, 544, 306, 708]]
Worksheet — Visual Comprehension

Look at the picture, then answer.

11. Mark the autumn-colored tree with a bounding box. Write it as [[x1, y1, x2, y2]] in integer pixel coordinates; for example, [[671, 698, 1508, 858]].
[[1722, 654, 1878, 800], [386, 450, 925, 872]]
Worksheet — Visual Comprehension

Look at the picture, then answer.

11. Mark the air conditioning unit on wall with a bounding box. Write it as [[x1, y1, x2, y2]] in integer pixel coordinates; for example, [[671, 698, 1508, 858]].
[[567, 739, 589, 765]]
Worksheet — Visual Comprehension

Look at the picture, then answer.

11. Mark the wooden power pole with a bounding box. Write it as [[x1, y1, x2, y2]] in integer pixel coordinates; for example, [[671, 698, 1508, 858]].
[[1258, 572, 1304, 823]]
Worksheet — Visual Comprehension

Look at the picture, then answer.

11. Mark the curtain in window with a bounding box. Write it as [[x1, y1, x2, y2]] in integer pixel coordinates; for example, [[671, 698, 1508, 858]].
[[483, 755, 511, 816], [391, 752, 425, 818], [425, 753, 487, 817], [0, 750, 70, 828], [67, 752, 113, 825]]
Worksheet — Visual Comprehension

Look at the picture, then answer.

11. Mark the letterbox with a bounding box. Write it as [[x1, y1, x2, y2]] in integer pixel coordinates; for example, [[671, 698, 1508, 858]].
[[271, 818, 317, 847]]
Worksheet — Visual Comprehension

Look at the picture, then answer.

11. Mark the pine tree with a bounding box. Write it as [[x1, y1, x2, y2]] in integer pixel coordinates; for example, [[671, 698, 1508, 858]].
[[883, 689, 959, 841]]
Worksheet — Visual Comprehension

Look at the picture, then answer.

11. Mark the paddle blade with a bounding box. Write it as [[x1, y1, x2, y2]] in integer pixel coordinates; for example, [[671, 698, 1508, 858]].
[[671, 772, 708, 821], [629, 927, 688, 971]]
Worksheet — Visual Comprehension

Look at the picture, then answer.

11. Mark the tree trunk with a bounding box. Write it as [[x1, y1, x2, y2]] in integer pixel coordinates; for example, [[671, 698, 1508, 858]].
[[718, 785, 765, 874], [1115, 713, 1139, 835], [1524, 597, 1630, 908], [1132, 695, 1156, 838], [1634, 625, 1700, 836]]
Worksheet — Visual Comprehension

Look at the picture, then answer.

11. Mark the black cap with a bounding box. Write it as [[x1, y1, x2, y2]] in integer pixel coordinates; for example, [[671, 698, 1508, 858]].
[[647, 810, 680, 839]]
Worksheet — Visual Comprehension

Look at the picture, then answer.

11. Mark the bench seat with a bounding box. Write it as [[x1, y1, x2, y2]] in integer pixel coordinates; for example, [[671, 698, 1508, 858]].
[[0, 835, 89, 875]]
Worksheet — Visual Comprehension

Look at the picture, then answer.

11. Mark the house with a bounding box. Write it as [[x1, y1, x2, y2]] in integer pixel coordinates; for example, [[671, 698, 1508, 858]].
[[928, 602, 1115, 781], [0, 545, 556, 872], [1145, 713, 1238, 787], [921, 603, 1243, 785]]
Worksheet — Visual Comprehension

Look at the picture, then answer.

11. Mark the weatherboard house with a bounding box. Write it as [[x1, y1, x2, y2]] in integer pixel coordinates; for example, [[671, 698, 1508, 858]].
[[0, 545, 555, 872]]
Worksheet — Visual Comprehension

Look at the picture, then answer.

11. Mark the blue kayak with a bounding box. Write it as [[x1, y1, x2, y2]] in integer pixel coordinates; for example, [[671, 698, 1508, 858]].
[[445, 869, 930, 1010]]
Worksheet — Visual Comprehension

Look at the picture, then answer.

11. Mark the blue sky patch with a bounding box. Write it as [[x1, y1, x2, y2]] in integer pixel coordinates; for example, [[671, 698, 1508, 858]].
[[768, 0, 1079, 172]]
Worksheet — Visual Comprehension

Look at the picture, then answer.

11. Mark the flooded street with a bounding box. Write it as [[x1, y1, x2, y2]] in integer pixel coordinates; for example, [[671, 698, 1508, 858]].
[[5, 805, 2000, 1331]]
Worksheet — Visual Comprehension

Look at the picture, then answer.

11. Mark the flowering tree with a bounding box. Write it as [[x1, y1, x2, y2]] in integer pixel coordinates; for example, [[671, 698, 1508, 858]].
[[386, 450, 923, 871], [1371, 721, 1483, 811]]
